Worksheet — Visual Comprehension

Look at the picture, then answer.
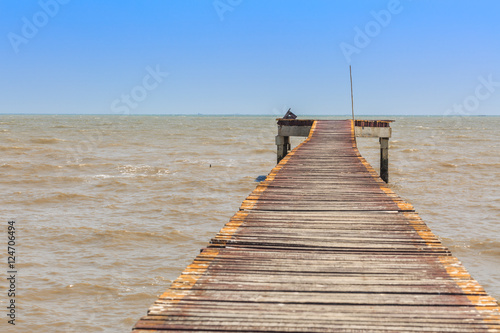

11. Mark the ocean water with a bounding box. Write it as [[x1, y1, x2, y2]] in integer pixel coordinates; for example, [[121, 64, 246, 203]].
[[0, 115, 498, 332]]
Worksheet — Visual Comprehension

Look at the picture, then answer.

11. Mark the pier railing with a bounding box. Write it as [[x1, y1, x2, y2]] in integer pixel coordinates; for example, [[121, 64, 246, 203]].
[[276, 118, 393, 182]]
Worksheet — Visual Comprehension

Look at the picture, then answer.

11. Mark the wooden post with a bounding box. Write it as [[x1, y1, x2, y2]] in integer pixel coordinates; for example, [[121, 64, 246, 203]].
[[276, 135, 290, 164], [380, 137, 389, 183]]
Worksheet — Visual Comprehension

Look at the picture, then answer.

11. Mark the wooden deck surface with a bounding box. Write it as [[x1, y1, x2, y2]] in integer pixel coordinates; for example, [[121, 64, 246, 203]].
[[133, 120, 500, 332]]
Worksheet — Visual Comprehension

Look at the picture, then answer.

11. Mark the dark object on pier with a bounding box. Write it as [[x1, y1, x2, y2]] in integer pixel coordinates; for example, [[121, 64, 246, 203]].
[[283, 109, 297, 119]]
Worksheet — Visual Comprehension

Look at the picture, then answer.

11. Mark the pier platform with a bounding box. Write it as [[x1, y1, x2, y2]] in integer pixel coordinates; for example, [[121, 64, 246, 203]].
[[133, 120, 500, 332]]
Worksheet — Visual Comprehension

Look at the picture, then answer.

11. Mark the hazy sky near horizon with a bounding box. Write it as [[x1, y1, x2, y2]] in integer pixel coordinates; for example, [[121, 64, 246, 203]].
[[1, 0, 499, 116]]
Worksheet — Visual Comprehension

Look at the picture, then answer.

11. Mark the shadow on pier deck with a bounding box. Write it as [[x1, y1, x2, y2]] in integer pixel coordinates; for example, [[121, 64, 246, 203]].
[[133, 120, 500, 332]]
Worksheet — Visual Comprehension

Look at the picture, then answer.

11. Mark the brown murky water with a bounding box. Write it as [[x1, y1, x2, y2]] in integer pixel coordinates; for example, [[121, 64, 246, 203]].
[[0, 115, 498, 332]]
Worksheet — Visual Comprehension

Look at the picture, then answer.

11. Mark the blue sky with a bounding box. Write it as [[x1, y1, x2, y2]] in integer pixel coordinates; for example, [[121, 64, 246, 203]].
[[1, 0, 499, 116]]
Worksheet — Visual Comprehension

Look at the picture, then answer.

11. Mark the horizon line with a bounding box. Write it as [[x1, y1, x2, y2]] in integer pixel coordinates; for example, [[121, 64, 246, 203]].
[[0, 113, 498, 117]]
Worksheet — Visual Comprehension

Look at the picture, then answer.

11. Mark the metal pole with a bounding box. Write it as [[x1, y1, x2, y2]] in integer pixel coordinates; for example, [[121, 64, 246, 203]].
[[350, 65, 355, 123]]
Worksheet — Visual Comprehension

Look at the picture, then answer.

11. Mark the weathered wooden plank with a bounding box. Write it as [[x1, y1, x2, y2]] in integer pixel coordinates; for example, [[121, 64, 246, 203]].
[[133, 120, 500, 332]]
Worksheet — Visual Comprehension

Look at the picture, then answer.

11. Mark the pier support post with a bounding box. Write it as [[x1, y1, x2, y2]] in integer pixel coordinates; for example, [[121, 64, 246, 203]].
[[380, 137, 389, 183], [276, 135, 290, 164]]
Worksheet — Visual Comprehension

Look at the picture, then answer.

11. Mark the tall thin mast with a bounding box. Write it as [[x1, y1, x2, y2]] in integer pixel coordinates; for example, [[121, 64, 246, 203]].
[[350, 65, 355, 123]]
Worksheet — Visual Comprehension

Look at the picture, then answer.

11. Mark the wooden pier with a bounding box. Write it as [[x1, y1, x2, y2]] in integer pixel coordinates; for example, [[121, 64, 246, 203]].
[[133, 120, 500, 332]]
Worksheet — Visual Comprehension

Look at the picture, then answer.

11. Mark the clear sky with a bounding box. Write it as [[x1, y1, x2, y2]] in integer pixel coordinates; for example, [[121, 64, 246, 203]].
[[1, 0, 499, 116]]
